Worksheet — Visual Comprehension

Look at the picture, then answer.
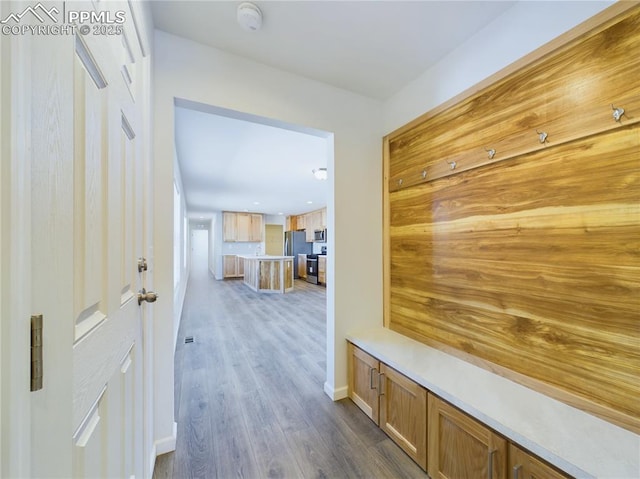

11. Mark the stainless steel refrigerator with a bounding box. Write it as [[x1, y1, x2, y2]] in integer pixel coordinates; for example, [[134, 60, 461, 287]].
[[284, 230, 312, 279]]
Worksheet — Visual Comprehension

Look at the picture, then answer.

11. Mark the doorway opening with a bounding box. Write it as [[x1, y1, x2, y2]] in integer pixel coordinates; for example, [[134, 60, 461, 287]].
[[171, 98, 334, 409]]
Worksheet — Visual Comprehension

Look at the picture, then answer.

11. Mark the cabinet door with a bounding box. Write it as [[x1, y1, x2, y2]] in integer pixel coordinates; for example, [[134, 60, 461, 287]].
[[223, 212, 237, 242], [305, 213, 314, 242], [379, 364, 427, 470], [296, 214, 306, 231], [250, 214, 263, 242], [509, 444, 571, 479], [237, 256, 245, 277], [223, 255, 237, 278], [428, 394, 507, 479], [318, 256, 326, 285], [236, 213, 251, 242], [347, 343, 380, 424]]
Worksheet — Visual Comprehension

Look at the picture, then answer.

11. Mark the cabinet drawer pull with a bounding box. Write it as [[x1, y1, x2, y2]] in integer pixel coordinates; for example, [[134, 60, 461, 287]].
[[513, 464, 522, 479], [378, 372, 385, 395], [488, 449, 496, 479], [369, 367, 378, 390]]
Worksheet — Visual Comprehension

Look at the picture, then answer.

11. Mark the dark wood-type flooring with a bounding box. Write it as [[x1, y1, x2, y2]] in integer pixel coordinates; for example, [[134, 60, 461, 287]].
[[153, 265, 428, 479]]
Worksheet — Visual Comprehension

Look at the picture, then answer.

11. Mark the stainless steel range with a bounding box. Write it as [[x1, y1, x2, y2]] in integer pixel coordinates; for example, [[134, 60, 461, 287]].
[[306, 254, 318, 284]]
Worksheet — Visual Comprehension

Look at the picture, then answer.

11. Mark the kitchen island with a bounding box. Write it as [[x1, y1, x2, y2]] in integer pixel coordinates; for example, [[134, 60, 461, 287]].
[[240, 255, 294, 294]]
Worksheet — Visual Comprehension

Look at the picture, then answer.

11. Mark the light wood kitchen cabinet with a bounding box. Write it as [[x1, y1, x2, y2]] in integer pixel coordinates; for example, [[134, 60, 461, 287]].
[[305, 212, 315, 242], [348, 343, 427, 470], [428, 393, 507, 479], [223, 255, 244, 279], [318, 256, 326, 285], [236, 213, 251, 241], [295, 214, 306, 232], [509, 444, 571, 479], [304, 209, 325, 242], [298, 254, 307, 279], [223, 212, 237, 242], [223, 212, 263, 242], [250, 213, 263, 241]]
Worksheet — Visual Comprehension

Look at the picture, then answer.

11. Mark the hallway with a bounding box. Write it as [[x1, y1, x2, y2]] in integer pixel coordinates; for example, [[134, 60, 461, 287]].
[[153, 268, 428, 478]]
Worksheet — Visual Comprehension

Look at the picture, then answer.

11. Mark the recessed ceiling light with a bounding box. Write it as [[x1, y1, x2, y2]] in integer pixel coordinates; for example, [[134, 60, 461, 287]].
[[253, 201, 260, 205], [278, 212, 283, 215], [307, 201, 313, 204]]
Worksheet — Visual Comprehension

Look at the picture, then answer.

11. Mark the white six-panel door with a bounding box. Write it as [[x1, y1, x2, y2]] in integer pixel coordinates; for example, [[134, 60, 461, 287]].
[[23, 1, 150, 477]]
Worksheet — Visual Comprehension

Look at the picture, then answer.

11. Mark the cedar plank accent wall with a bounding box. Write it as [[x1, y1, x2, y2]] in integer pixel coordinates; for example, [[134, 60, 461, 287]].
[[383, 5, 640, 433]]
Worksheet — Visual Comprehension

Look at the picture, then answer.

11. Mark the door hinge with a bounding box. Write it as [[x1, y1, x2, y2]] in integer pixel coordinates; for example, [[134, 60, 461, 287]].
[[30, 314, 43, 391]]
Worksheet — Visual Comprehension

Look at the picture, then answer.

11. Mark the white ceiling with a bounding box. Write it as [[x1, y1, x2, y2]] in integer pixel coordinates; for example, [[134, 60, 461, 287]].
[[174, 100, 331, 217], [151, 1, 517, 218]]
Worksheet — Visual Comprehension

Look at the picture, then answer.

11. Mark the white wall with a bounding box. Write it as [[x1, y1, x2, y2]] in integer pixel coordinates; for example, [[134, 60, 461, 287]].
[[154, 30, 383, 408], [383, 1, 615, 133]]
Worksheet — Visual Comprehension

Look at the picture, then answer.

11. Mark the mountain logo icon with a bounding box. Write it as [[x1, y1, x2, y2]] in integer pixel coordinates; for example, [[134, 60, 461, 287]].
[[0, 3, 59, 24]]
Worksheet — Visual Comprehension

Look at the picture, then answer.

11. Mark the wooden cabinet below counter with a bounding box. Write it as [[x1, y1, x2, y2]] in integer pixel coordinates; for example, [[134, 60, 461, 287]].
[[347, 339, 576, 478], [348, 343, 427, 470], [318, 256, 326, 285], [223, 255, 244, 279], [509, 444, 571, 479], [428, 394, 507, 479]]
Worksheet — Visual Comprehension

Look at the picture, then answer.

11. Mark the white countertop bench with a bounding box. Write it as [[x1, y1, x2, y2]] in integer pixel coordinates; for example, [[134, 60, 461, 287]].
[[346, 327, 639, 479]]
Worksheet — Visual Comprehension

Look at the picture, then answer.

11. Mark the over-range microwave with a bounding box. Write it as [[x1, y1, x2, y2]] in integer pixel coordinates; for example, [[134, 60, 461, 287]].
[[314, 228, 326, 242]]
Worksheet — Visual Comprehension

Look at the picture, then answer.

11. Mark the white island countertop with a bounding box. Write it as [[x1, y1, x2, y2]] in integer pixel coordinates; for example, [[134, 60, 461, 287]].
[[347, 328, 640, 479]]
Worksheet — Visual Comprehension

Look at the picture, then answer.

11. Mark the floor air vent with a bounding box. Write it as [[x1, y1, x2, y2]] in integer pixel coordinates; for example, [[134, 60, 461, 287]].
[[184, 336, 194, 344]]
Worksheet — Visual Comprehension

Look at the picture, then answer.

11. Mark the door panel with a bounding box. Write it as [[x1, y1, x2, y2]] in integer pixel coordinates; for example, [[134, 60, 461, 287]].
[[28, 1, 148, 477], [379, 363, 427, 470], [428, 394, 507, 479], [347, 343, 380, 424], [73, 52, 107, 341]]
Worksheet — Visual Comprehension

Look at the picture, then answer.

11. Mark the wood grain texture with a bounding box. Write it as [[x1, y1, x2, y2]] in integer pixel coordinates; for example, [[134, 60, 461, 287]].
[[509, 443, 571, 479], [385, 7, 640, 433], [154, 270, 428, 479], [388, 8, 640, 190], [379, 363, 427, 470], [347, 343, 380, 423], [428, 394, 507, 479]]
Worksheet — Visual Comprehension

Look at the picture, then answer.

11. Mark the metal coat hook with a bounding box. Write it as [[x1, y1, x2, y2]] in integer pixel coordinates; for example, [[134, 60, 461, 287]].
[[446, 160, 457, 170], [536, 130, 548, 144], [422, 169, 427, 179], [611, 104, 625, 122], [398, 178, 403, 186], [485, 148, 496, 160]]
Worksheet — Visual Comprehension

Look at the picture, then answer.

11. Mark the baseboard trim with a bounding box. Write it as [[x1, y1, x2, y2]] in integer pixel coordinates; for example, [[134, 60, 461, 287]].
[[324, 381, 348, 401], [154, 421, 177, 456]]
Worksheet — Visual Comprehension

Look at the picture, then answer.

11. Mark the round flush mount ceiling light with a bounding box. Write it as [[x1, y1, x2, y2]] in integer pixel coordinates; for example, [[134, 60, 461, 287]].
[[237, 2, 262, 31]]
